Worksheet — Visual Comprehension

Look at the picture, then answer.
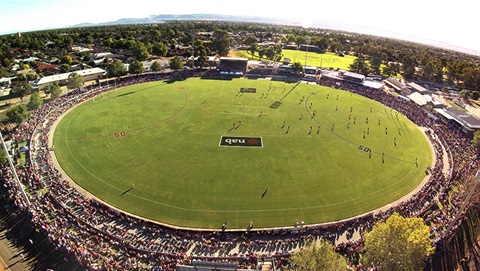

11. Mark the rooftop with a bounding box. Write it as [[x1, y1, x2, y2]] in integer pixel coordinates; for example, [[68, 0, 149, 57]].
[[408, 82, 429, 93], [384, 77, 407, 91], [36, 67, 106, 85], [443, 107, 480, 130]]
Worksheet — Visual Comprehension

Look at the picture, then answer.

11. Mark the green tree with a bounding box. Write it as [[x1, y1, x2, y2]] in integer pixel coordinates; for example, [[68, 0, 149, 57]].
[[292, 62, 303, 74], [265, 47, 276, 60], [61, 55, 72, 65], [244, 36, 258, 47], [402, 56, 416, 79], [434, 63, 444, 82], [169, 56, 184, 70], [288, 239, 347, 271], [129, 60, 144, 75], [362, 212, 434, 271], [369, 57, 382, 75], [0, 66, 8, 77], [193, 41, 209, 68], [107, 59, 127, 78], [404, 65, 416, 79], [212, 29, 231, 56], [244, 36, 258, 58], [59, 63, 70, 73], [273, 44, 283, 62], [84, 35, 94, 44], [286, 34, 297, 43], [150, 61, 162, 72], [25, 72, 38, 81], [349, 56, 369, 75], [472, 130, 480, 149], [382, 62, 400, 77], [82, 52, 92, 62], [257, 48, 265, 60], [471, 91, 479, 100], [460, 89, 470, 99], [103, 37, 114, 48], [296, 36, 307, 45], [132, 42, 150, 61], [11, 81, 32, 101], [27, 92, 43, 110], [67, 72, 84, 90], [248, 43, 257, 58], [48, 82, 62, 98], [151, 41, 168, 56], [1, 58, 11, 70], [0, 146, 7, 165], [6, 104, 29, 124], [422, 61, 435, 80], [446, 62, 458, 83], [315, 37, 328, 51]]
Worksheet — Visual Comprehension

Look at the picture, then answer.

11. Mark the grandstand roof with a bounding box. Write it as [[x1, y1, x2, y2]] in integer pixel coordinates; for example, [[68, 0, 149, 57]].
[[343, 71, 365, 80], [408, 82, 429, 93], [442, 107, 480, 130], [384, 77, 407, 91], [362, 80, 384, 90], [0, 77, 10, 84], [434, 108, 454, 120], [36, 68, 106, 86], [408, 92, 431, 106], [218, 57, 248, 74], [219, 57, 248, 62]]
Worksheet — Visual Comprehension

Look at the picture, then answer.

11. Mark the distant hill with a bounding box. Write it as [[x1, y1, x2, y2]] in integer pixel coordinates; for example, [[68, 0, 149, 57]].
[[70, 13, 479, 57], [71, 13, 298, 27]]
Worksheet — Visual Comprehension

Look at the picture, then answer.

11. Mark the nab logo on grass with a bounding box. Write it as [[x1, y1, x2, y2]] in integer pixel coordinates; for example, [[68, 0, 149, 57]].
[[219, 136, 263, 148]]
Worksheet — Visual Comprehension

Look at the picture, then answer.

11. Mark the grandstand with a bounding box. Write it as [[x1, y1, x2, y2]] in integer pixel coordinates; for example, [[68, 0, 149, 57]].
[[35, 67, 106, 88], [177, 260, 243, 271], [304, 65, 318, 77], [218, 57, 248, 75], [320, 69, 383, 90], [176, 258, 276, 271], [298, 44, 323, 53], [2, 69, 480, 270], [342, 71, 365, 83], [435, 107, 480, 137]]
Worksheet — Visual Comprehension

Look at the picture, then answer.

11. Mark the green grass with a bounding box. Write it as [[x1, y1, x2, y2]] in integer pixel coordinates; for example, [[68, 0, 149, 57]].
[[17, 141, 28, 165], [53, 78, 432, 229], [236, 49, 356, 70]]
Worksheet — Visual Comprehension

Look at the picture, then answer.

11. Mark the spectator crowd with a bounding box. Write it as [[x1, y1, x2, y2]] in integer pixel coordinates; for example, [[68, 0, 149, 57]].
[[0, 70, 479, 270]]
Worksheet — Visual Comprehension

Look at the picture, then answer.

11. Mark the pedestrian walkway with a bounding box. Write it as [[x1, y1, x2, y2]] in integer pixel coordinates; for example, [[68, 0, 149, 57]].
[[0, 228, 31, 271]]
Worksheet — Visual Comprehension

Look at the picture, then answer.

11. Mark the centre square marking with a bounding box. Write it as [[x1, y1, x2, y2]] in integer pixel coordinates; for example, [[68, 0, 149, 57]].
[[219, 136, 263, 148]]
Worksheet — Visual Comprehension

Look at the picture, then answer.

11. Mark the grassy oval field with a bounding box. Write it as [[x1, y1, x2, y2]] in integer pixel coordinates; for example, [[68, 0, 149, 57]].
[[234, 50, 356, 70], [53, 78, 432, 229]]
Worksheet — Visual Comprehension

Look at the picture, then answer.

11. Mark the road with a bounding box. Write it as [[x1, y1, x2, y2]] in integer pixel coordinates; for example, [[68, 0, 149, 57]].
[[0, 215, 32, 271]]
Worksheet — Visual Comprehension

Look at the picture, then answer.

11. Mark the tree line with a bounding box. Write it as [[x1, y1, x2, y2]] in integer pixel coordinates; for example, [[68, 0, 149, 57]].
[[1, 21, 479, 90]]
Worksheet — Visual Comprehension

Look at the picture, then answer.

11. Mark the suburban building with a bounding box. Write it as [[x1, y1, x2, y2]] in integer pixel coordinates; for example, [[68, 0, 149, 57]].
[[0, 77, 11, 97], [435, 107, 480, 137], [218, 57, 248, 75], [408, 82, 430, 94], [384, 78, 411, 95], [35, 67, 106, 89], [33, 62, 60, 75]]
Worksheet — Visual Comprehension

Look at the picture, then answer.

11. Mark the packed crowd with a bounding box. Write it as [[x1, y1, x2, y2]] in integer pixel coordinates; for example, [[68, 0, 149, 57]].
[[0, 70, 479, 270]]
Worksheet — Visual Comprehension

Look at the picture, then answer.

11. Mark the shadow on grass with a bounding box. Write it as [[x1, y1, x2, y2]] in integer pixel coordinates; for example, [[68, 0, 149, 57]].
[[121, 187, 134, 196], [116, 91, 135, 97]]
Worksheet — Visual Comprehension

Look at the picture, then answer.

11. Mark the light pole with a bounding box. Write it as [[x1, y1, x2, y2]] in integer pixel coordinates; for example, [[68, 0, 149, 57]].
[[191, 31, 196, 69], [0, 131, 30, 207], [304, 37, 311, 77], [442, 170, 480, 239]]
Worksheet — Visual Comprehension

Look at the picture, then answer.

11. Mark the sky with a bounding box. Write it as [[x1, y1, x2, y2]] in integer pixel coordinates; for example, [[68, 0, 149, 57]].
[[1, 0, 479, 54]]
